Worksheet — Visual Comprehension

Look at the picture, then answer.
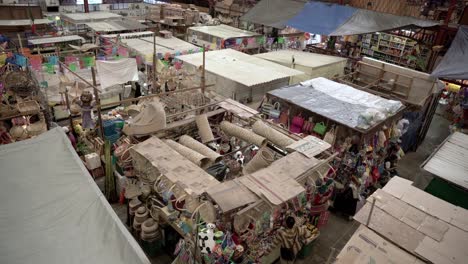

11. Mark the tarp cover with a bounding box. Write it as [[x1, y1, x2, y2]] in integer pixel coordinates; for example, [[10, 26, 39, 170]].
[[240, 0, 307, 28], [431, 26, 468, 80], [0, 128, 150, 264], [242, 1, 438, 34], [96, 58, 138, 89]]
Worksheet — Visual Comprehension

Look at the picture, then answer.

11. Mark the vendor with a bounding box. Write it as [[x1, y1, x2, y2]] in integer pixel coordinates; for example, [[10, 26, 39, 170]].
[[268, 216, 312, 264], [62, 126, 77, 149], [136, 67, 147, 97]]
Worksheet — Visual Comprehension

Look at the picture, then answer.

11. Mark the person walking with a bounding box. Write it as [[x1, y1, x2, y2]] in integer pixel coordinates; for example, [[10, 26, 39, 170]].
[[135, 67, 147, 98]]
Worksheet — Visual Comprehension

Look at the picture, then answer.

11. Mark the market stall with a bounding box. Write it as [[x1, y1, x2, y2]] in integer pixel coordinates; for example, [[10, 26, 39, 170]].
[[0, 63, 48, 145], [187, 24, 261, 52], [117, 98, 334, 263], [177, 49, 302, 103], [254, 50, 347, 84], [264, 77, 406, 217], [335, 57, 443, 152], [0, 128, 150, 264], [421, 132, 468, 209], [28, 35, 85, 54], [354, 176, 468, 264]]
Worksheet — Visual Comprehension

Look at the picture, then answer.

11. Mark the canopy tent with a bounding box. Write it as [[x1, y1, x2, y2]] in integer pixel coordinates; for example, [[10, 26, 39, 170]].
[[254, 50, 347, 83], [240, 0, 307, 29], [241, 1, 439, 35], [431, 26, 468, 80], [177, 49, 302, 101], [0, 128, 150, 264]]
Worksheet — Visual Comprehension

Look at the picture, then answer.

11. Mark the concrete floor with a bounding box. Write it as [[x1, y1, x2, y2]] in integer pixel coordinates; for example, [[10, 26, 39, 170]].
[[105, 109, 451, 264]]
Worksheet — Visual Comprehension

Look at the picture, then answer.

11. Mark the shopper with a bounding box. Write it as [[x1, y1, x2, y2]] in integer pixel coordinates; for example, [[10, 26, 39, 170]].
[[268, 216, 311, 264], [135, 67, 147, 98]]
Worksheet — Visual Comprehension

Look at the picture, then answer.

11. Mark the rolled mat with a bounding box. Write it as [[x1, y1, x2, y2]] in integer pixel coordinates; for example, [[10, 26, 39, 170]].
[[242, 146, 275, 174], [165, 139, 211, 169], [179, 135, 222, 163], [196, 114, 215, 143], [252, 120, 295, 148], [220, 121, 266, 147]]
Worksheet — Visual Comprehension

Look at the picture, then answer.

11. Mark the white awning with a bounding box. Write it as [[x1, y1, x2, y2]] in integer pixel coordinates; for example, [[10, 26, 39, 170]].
[[177, 49, 302, 87], [188, 24, 260, 39], [0, 128, 150, 264], [423, 132, 468, 190], [0, 19, 51, 26], [28, 35, 85, 45]]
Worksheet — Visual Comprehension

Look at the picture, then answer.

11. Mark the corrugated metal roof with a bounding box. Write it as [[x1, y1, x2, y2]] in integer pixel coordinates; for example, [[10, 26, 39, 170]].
[[423, 132, 468, 190], [28, 35, 84, 45], [177, 49, 302, 87], [254, 50, 347, 69], [0, 19, 51, 26], [121, 36, 199, 62], [86, 20, 147, 32], [188, 24, 260, 39], [62, 12, 122, 24]]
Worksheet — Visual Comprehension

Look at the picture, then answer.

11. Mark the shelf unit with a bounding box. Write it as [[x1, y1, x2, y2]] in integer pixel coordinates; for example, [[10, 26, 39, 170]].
[[358, 32, 431, 71]]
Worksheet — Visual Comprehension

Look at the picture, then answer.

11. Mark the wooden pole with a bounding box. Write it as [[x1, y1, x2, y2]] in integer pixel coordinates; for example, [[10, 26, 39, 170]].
[[58, 61, 101, 93], [64, 88, 74, 130], [201, 44, 206, 95], [366, 197, 377, 226], [91, 66, 104, 139], [153, 32, 157, 93]]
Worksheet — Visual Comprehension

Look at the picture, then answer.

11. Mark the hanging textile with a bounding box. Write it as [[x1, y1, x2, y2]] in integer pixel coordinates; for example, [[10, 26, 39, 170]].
[[96, 58, 138, 89]]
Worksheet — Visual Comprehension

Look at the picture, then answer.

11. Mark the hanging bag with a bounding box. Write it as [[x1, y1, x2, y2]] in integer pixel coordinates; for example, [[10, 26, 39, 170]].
[[268, 102, 281, 119], [313, 122, 327, 136], [323, 125, 336, 145]]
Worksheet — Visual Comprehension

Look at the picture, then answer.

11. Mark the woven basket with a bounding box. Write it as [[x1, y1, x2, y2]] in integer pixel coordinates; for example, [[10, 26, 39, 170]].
[[17, 100, 40, 115]]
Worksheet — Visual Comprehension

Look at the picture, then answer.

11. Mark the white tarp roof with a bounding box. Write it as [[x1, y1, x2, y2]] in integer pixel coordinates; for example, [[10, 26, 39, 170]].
[[254, 50, 347, 69], [188, 24, 260, 39], [101, 31, 154, 39], [0, 128, 150, 264], [0, 19, 51, 26], [177, 49, 302, 87], [28, 35, 84, 45], [121, 36, 200, 62], [62, 12, 122, 24], [423, 132, 468, 190], [86, 20, 147, 33]]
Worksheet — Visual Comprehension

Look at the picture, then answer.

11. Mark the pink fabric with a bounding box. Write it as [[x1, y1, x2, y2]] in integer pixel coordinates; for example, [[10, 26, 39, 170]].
[[290, 116, 304, 133]]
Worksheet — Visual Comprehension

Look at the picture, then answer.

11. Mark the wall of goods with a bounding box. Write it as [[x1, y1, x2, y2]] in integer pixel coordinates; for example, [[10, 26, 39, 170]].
[[358, 32, 433, 71]]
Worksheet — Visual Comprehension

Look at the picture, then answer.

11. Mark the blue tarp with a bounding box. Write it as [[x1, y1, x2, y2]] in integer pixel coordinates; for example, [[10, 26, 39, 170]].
[[431, 25, 468, 80], [242, 1, 439, 35], [286, 2, 356, 35]]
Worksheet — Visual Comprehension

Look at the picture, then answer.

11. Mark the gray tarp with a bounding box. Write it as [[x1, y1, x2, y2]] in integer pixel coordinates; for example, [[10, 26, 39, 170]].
[[330, 9, 439, 36], [240, 0, 307, 28], [431, 25, 468, 80], [0, 128, 150, 264]]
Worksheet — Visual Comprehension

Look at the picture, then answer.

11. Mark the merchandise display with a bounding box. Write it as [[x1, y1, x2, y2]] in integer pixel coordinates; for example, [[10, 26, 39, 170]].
[[1, 1, 467, 263]]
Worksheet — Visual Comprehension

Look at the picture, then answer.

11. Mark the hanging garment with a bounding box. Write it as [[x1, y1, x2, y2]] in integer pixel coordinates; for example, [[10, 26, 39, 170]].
[[96, 58, 138, 89]]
